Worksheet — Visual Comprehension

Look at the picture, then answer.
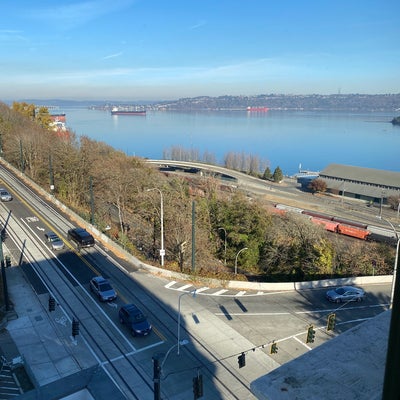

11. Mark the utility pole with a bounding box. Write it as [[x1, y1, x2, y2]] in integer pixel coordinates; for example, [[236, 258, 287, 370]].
[[49, 154, 54, 193], [192, 201, 195, 273], [90, 176, 95, 225]]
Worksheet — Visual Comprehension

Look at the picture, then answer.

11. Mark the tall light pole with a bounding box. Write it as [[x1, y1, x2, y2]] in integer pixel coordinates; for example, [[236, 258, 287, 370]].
[[218, 227, 227, 266], [153, 340, 189, 400], [235, 247, 248, 275], [177, 289, 196, 355], [147, 188, 164, 266], [377, 217, 399, 309]]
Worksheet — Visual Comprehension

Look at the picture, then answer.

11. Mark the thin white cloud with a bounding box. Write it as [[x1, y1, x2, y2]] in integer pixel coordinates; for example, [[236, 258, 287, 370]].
[[0, 30, 28, 43], [25, 0, 136, 30], [189, 20, 207, 30], [102, 52, 123, 60]]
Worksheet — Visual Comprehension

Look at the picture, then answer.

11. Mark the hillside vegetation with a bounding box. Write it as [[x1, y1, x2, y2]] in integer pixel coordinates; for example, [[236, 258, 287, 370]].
[[0, 102, 395, 281]]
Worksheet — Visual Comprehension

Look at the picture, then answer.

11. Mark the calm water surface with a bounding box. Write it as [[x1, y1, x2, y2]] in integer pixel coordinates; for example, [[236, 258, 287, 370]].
[[64, 108, 399, 176]]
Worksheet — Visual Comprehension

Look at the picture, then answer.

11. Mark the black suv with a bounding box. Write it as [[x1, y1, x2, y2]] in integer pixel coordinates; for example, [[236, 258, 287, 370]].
[[118, 304, 152, 336], [67, 227, 95, 248]]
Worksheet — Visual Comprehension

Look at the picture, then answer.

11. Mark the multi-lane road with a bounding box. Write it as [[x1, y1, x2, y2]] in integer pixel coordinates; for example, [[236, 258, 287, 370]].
[[0, 163, 391, 399]]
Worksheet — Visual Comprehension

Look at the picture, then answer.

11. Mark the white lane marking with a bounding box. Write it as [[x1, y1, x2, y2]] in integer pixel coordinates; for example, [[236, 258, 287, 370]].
[[178, 284, 193, 291], [195, 287, 210, 293], [213, 289, 228, 296]]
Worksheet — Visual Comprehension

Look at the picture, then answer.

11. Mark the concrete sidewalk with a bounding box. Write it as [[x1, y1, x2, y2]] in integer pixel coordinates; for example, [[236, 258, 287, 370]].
[[0, 265, 124, 400]]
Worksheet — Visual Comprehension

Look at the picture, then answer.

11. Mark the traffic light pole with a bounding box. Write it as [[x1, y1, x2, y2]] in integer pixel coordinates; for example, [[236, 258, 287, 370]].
[[382, 248, 400, 399], [152, 353, 162, 400], [0, 211, 11, 312]]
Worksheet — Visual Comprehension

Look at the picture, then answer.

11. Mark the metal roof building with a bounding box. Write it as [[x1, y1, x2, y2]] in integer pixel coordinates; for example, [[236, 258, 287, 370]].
[[319, 164, 400, 203]]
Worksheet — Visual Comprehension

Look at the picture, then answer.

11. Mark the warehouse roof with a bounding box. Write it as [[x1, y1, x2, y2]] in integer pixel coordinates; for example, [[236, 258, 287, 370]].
[[320, 164, 400, 189]]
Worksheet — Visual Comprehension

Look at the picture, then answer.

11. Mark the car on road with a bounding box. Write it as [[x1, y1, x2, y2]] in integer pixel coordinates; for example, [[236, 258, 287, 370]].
[[44, 231, 65, 251], [0, 188, 12, 202], [118, 303, 152, 336], [67, 227, 95, 248], [326, 286, 365, 303], [90, 276, 117, 302]]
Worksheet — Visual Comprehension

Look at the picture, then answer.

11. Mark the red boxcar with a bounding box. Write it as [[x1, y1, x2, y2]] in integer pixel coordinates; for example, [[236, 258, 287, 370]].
[[311, 218, 339, 232], [337, 224, 370, 240]]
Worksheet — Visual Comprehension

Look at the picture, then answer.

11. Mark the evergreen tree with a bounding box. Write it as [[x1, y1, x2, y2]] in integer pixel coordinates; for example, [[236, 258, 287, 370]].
[[262, 166, 272, 180], [272, 166, 283, 182]]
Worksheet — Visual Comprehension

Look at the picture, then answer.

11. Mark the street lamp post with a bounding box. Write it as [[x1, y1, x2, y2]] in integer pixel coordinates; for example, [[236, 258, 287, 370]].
[[147, 188, 165, 266], [235, 247, 248, 275], [377, 217, 399, 309], [218, 227, 227, 266], [177, 289, 196, 355], [152, 340, 189, 400]]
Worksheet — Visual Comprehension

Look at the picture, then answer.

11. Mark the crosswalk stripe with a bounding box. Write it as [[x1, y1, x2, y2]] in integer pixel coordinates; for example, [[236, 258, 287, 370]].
[[213, 289, 228, 295], [235, 291, 247, 296], [178, 284, 193, 291], [195, 287, 209, 293], [165, 281, 176, 288]]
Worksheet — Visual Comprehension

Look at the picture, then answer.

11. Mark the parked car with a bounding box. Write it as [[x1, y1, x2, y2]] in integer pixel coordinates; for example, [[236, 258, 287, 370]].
[[67, 227, 95, 248], [0, 188, 12, 202], [90, 276, 117, 302], [118, 304, 152, 336], [326, 286, 365, 303], [44, 231, 64, 251]]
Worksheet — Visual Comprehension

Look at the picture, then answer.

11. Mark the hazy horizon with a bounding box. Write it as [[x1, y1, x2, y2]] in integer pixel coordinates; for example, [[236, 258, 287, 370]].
[[1, 1, 399, 101]]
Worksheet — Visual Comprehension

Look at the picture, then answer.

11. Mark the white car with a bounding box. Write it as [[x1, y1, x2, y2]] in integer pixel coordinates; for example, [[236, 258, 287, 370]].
[[0, 189, 12, 202]]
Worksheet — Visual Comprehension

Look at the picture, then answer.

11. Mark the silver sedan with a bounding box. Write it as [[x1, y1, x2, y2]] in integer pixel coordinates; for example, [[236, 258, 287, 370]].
[[45, 231, 65, 251], [326, 286, 365, 303]]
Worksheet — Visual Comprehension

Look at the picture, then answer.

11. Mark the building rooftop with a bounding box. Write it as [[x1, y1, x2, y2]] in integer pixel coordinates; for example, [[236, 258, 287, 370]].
[[320, 164, 400, 189], [251, 310, 389, 400]]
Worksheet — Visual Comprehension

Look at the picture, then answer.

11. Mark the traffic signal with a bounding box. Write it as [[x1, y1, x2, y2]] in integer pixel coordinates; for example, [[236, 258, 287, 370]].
[[193, 374, 203, 399], [238, 352, 246, 368], [270, 341, 278, 354], [48, 295, 56, 312], [72, 318, 80, 337], [327, 313, 336, 331], [306, 325, 315, 343], [5, 255, 11, 268]]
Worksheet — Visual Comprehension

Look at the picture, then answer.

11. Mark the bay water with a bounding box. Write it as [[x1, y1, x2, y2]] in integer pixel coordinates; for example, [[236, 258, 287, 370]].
[[64, 108, 399, 176]]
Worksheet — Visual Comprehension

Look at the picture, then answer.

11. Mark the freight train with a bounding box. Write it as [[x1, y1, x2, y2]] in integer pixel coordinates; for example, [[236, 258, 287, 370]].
[[273, 204, 397, 245]]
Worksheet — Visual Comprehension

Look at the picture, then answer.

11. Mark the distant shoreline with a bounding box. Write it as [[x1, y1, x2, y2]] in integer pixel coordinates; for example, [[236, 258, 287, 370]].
[[6, 93, 400, 113]]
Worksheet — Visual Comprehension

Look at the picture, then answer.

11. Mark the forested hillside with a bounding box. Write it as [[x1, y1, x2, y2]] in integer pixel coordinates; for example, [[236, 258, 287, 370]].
[[0, 102, 394, 281]]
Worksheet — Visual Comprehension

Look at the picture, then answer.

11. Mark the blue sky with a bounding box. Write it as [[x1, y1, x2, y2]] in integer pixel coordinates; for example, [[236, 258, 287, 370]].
[[1, 0, 399, 101]]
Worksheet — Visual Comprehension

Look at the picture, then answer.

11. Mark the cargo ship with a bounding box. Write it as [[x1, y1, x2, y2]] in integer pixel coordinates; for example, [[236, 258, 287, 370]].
[[246, 106, 269, 112], [111, 107, 146, 116], [50, 113, 66, 122]]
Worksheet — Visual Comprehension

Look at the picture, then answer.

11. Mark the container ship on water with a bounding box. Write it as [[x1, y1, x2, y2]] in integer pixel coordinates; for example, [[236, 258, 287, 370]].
[[111, 107, 146, 116], [246, 106, 269, 112]]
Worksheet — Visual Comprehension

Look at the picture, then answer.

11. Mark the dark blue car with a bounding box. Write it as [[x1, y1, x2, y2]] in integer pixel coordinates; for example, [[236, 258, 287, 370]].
[[119, 304, 152, 336]]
